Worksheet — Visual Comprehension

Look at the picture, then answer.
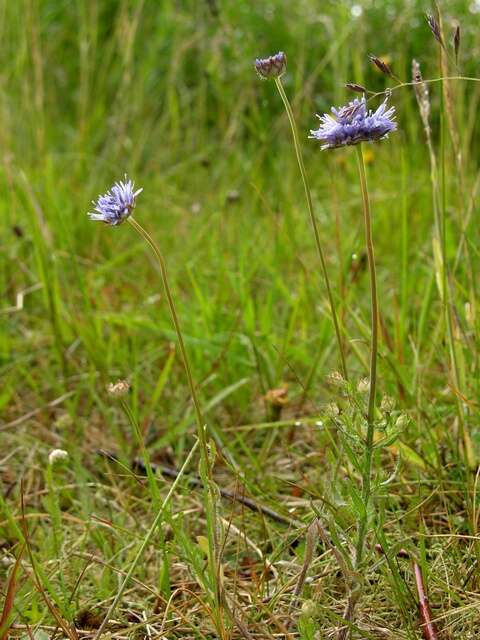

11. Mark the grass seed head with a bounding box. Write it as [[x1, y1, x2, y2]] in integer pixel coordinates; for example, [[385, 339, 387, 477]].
[[345, 82, 368, 94], [412, 59, 431, 132], [369, 54, 393, 77], [453, 24, 460, 61], [425, 13, 445, 49]]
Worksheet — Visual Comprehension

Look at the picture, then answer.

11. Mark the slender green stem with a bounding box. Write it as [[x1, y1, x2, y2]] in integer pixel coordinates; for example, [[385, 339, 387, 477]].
[[93, 439, 199, 640], [274, 77, 348, 381], [127, 217, 221, 624], [339, 145, 379, 640], [439, 109, 473, 468], [354, 144, 378, 567], [127, 217, 210, 470], [369, 75, 480, 101]]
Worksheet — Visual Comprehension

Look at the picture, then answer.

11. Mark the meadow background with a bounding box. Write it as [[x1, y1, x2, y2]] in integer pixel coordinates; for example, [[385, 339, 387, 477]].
[[2, 0, 480, 638]]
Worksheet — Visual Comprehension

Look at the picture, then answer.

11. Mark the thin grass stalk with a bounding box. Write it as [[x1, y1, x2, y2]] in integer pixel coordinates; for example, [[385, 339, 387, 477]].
[[93, 439, 200, 640], [414, 57, 474, 469], [436, 78, 474, 470], [274, 77, 348, 380]]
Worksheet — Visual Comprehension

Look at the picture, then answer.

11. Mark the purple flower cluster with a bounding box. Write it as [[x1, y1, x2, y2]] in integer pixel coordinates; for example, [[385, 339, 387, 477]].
[[89, 176, 142, 226], [254, 52, 287, 79], [310, 96, 396, 150]]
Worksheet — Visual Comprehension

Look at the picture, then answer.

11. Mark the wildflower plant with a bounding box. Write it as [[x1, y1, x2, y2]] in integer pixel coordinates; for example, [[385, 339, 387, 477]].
[[88, 177, 220, 637], [311, 95, 397, 637]]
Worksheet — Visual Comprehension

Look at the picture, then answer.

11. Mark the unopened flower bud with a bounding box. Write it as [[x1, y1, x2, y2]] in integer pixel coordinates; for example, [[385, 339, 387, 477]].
[[54, 413, 73, 430], [254, 52, 287, 79], [381, 395, 395, 413]]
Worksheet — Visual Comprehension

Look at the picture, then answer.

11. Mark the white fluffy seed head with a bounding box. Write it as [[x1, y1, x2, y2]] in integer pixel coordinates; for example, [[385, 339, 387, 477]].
[[48, 449, 69, 465]]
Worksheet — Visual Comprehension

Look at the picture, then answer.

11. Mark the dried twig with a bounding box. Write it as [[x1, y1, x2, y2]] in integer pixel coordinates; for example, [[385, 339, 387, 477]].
[[290, 519, 319, 611], [413, 561, 439, 640], [98, 450, 301, 528], [1, 392, 75, 431], [0, 546, 24, 640]]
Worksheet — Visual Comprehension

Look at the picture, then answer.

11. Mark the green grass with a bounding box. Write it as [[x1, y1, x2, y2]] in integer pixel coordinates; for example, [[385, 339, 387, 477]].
[[2, 0, 480, 637]]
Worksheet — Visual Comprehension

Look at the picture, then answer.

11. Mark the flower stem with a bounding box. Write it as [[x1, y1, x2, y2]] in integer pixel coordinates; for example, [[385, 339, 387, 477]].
[[127, 217, 210, 470], [274, 77, 348, 381], [339, 145, 379, 640], [93, 439, 199, 640], [127, 217, 222, 626], [354, 143, 378, 566]]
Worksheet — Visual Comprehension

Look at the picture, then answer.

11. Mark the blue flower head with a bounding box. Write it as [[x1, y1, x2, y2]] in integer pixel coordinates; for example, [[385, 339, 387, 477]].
[[89, 176, 143, 226], [255, 52, 287, 79], [310, 96, 396, 150]]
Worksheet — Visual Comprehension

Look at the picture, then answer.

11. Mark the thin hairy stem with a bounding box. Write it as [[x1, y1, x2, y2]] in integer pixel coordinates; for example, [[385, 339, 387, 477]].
[[339, 146, 379, 640], [274, 76, 348, 381], [127, 217, 223, 628], [127, 217, 210, 468], [354, 145, 378, 564], [355, 146, 378, 434], [93, 440, 199, 640]]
